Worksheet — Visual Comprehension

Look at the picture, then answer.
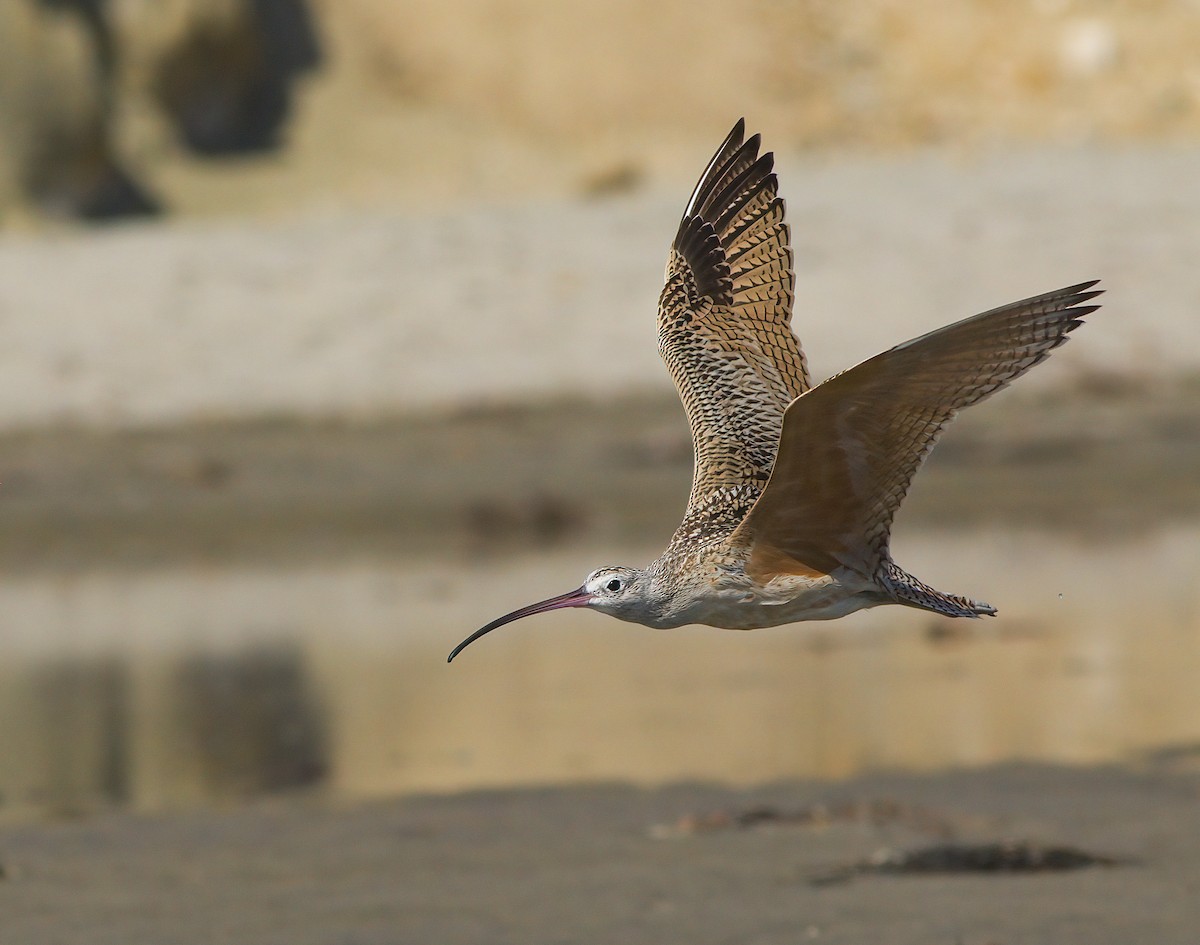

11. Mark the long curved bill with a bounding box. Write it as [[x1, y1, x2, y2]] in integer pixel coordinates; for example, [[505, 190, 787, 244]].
[[447, 586, 592, 663]]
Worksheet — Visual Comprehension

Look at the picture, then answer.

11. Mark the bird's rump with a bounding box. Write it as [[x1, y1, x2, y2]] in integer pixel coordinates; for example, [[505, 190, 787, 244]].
[[732, 281, 1103, 582]]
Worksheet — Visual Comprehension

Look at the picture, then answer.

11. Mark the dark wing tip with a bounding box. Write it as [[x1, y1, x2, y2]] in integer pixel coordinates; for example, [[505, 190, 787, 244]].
[[672, 122, 782, 305], [682, 119, 749, 219], [1051, 280, 1103, 313], [973, 279, 1104, 324], [1055, 281, 1103, 335], [675, 215, 731, 302]]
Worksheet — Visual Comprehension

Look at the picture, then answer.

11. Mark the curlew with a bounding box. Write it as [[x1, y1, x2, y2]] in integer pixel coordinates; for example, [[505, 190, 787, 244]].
[[448, 120, 1100, 663]]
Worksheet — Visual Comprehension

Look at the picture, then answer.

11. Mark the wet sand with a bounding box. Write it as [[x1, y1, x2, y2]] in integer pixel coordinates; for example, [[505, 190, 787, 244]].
[[2, 763, 1199, 944]]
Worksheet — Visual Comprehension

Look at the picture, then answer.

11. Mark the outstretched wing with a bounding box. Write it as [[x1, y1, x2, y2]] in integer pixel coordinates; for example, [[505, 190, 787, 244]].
[[732, 281, 1103, 581], [659, 119, 809, 549]]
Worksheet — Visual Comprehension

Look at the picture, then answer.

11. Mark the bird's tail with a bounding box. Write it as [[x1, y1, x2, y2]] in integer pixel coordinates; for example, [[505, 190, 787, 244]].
[[878, 560, 996, 618]]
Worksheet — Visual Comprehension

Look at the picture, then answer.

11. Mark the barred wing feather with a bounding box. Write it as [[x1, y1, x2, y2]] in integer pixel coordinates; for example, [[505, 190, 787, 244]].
[[732, 281, 1102, 580], [658, 119, 809, 548]]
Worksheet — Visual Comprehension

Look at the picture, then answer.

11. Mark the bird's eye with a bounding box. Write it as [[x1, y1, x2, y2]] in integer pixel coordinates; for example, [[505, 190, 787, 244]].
[[606, 578, 622, 592]]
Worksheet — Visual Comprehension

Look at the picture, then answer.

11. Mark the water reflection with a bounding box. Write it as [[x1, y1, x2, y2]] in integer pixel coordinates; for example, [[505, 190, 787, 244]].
[[0, 527, 1197, 814]]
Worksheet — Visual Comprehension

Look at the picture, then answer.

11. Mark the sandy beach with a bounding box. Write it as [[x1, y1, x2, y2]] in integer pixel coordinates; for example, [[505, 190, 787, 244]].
[[1, 763, 1199, 944]]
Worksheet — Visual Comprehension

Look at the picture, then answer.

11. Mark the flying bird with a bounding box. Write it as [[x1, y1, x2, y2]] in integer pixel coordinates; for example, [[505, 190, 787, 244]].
[[448, 120, 1100, 663]]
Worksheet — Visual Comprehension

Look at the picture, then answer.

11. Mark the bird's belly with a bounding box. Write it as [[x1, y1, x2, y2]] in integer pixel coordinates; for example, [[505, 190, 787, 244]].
[[676, 575, 882, 630]]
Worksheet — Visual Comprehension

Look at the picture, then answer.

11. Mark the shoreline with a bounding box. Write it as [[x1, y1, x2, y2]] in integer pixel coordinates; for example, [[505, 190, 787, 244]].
[[1, 379, 1196, 573]]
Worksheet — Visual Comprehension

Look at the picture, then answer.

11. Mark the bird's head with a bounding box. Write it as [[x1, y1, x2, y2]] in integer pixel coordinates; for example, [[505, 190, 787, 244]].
[[447, 565, 648, 662]]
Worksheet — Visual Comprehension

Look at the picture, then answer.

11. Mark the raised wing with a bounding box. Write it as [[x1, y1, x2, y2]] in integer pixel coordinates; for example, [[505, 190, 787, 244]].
[[659, 119, 809, 548], [732, 281, 1103, 581]]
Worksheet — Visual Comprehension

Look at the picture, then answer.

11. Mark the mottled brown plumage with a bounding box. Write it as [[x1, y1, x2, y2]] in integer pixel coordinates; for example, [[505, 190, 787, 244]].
[[658, 120, 808, 550], [448, 120, 1101, 662]]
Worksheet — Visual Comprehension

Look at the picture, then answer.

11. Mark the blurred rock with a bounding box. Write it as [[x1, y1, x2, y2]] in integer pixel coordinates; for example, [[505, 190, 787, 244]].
[[0, 0, 159, 221], [23, 123, 162, 221], [579, 162, 645, 199], [151, 0, 321, 155], [0, 0, 320, 221]]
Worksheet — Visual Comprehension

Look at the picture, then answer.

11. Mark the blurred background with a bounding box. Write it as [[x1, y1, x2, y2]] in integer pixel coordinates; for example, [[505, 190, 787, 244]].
[[1, 0, 1199, 818]]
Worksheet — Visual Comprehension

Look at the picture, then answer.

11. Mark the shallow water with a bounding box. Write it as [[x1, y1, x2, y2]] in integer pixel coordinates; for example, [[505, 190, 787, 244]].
[[0, 525, 1197, 814]]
